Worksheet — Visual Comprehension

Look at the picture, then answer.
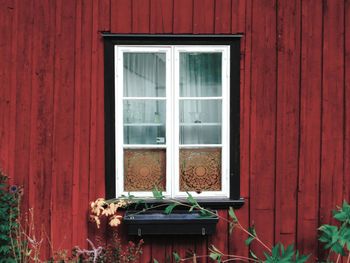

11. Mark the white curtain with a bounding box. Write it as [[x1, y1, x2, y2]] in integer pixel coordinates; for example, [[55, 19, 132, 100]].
[[123, 53, 166, 145]]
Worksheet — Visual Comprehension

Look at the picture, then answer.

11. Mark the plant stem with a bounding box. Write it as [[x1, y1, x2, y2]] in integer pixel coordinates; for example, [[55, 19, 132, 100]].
[[336, 254, 341, 263]]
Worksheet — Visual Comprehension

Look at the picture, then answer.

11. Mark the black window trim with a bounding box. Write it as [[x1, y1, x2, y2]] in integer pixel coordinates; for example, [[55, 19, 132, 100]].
[[103, 33, 244, 209]]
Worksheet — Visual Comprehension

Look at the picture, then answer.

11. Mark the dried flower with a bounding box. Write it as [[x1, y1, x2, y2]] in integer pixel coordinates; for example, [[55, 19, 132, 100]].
[[109, 215, 122, 227]]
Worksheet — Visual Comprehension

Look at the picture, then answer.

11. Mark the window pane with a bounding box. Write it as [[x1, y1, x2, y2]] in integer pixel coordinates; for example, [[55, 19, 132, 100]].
[[180, 100, 221, 144], [180, 100, 222, 123], [123, 53, 166, 97], [179, 148, 221, 191], [124, 149, 166, 191], [180, 126, 221, 144], [124, 100, 166, 144], [180, 52, 222, 97]]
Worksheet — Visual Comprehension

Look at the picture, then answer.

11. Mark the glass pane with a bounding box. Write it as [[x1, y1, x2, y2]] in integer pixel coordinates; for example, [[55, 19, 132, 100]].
[[180, 100, 221, 144], [123, 53, 166, 97], [124, 100, 166, 144], [179, 148, 221, 191], [180, 52, 222, 97], [180, 100, 222, 123], [180, 126, 221, 144], [124, 149, 166, 191]]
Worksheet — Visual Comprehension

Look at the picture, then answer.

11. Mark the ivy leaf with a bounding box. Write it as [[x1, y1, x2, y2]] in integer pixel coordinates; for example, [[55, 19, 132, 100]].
[[164, 203, 177, 214], [186, 192, 198, 206], [249, 250, 259, 260], [173, 252, 181, 263], [228, 207, 238, 223], [295, 251, 310, 263], [245, 225, 257, 246], [209, 252, 222, 262], [333, 200, 350, 223], [152, 188, 165, 200]]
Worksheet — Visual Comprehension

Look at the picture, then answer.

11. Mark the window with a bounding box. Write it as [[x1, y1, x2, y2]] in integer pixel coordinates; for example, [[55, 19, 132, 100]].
[[104, 35, 242, 207]]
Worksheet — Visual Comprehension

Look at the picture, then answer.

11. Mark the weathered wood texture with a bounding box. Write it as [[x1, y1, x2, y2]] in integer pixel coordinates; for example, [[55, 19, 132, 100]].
[[0, 0, 348, 261]]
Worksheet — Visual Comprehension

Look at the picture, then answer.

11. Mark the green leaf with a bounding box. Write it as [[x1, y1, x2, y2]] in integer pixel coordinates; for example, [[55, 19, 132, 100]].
[[228, 207, 238, 223], [245, 226, 257, 246], [209, 252, 222, 262], [164, 203, 177, 214], [152, 188, 165, 200], [153, 259, 159, 263], [173, 252, 180, 263], [249, 250, 259, 260], [186, 192, 198, 206]]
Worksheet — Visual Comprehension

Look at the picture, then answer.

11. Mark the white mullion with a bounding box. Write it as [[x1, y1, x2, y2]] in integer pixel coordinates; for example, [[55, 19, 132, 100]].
[[173, 47, 180, 198], [165, 47, 172, 198]]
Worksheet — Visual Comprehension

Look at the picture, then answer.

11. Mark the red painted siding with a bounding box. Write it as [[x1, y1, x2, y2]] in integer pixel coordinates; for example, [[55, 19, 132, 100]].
[[0, 0, 349, 261]]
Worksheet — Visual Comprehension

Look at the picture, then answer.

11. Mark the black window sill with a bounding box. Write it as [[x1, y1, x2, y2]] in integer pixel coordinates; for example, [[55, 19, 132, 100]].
[[121, 197, 244, 210]]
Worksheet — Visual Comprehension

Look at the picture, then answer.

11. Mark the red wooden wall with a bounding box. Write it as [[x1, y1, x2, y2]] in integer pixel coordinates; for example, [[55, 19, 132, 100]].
[[0, 0, 349, 261]]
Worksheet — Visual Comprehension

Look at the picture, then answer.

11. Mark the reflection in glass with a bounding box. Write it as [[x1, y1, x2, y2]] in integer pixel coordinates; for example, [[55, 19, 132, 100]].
[[180, 52, 222, 97], [123, 53, 166, 97], [180, 126, 221, 144], [124, 100, 165, 123], [124, 149, 166, 191], [180, 100, 222, 123], [124, 100, 166, 144]]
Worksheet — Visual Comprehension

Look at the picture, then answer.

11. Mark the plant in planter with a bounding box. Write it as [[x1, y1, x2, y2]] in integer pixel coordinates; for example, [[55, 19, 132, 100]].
[[90, 189, 310, 263]]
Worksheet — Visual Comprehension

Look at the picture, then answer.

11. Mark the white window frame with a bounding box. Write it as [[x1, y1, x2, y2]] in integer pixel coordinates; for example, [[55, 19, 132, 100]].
[[115, 45, 230, 199]]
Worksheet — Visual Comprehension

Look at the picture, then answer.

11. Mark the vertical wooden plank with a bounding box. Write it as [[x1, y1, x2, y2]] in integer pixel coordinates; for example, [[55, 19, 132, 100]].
[[193, 0, 215, 34], [231, 0, 245, 33], [132, 0, 150, 33], [72, 0, 92, 248], [319, 0, 344, 260], [111, 0, 132, 33], [0, 0, 14, 172], [297, 0, 322, 258], [98, 0, 110, 32], [209, 210, 228, 258], [93, 0, 110, 201], [250, 0, 276, 256], [51, 0, 76, 251], [72, 0, 82, 248], [345, 0, 350, 203], [150, 0, 173, 33], [214, 0, 231, 33], [321, 0, 345, 225], [8, 0, 18, 186], [229, 0, 249, 258], [87, 0, 110, 247], [173, 0, 193, 33], [274, 0, 300, 246], [13, 0, 34, 212], [28, 0, 56, 257]]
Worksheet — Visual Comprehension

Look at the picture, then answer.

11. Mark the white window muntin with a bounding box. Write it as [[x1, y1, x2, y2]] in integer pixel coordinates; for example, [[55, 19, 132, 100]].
[[115, 45, 230, 198]]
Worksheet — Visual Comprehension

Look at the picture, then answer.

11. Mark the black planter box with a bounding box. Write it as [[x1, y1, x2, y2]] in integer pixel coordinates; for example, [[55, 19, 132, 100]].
[[124, 210, 219, 236]]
